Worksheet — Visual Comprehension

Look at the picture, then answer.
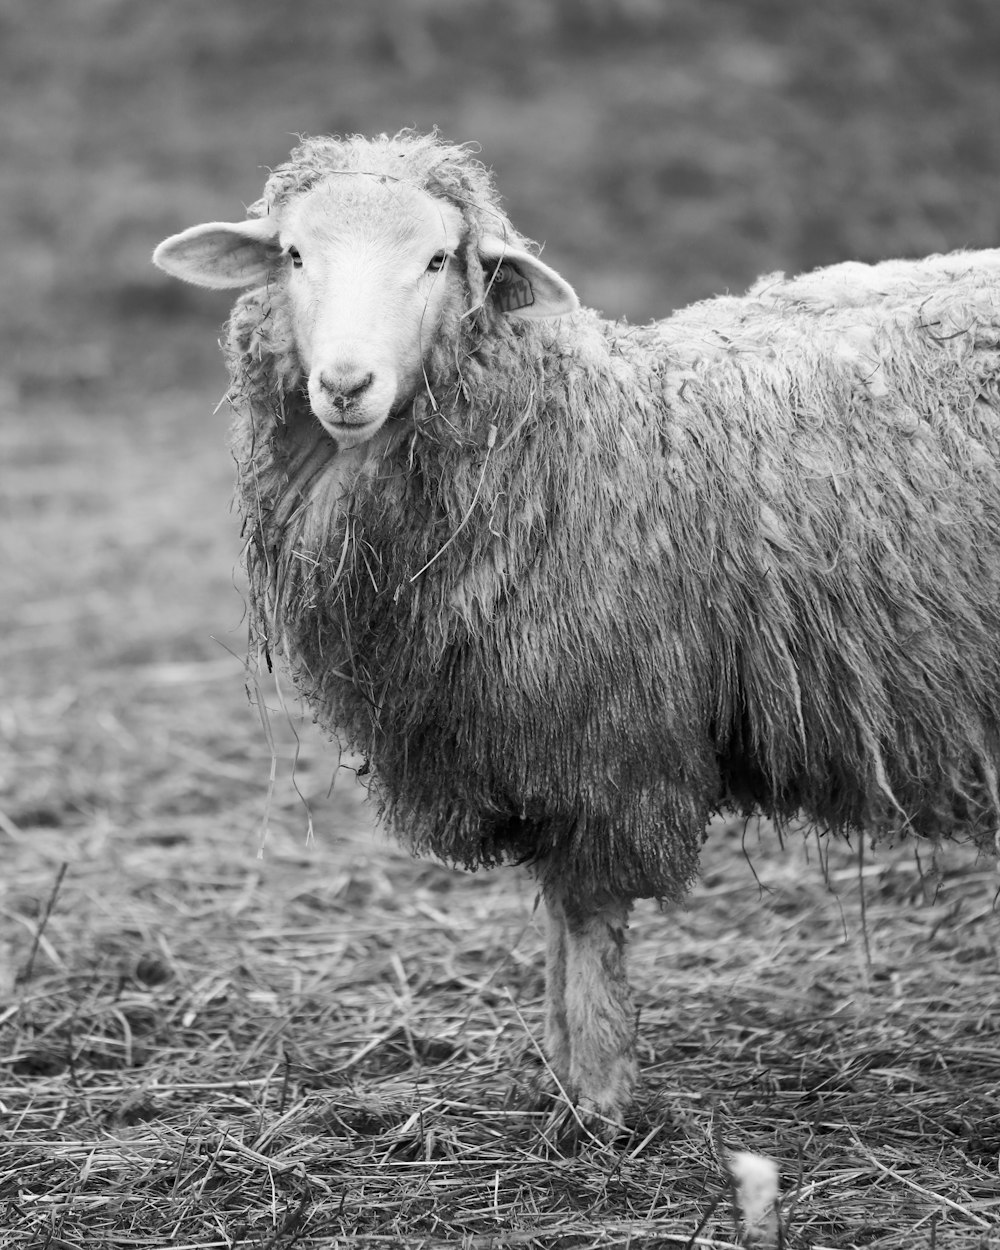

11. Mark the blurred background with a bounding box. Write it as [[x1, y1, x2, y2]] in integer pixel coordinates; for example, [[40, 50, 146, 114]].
[[3, 0, 1000, 850], [7, 0, 1000, 395]]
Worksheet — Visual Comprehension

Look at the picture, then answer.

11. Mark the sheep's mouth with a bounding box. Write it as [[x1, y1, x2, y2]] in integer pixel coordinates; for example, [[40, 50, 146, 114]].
[[316, 412, 387, 449], [315, 390, 423, 448]]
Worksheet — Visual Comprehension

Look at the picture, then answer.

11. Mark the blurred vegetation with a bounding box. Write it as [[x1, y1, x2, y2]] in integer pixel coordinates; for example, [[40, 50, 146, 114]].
[[3, 0, 1000, 397]]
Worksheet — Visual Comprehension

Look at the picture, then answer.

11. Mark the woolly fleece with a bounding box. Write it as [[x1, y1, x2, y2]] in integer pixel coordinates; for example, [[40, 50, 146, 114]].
[[229, 131, 1000, 902]]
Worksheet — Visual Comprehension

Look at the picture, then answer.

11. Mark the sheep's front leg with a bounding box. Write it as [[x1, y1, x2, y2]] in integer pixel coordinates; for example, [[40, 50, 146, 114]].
[[543, 885, 636, 1136], [543, 890, 572, 1086]]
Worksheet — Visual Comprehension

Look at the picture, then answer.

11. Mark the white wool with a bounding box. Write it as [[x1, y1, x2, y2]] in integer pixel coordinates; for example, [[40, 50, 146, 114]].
[[728, 1151, 780, 1247]]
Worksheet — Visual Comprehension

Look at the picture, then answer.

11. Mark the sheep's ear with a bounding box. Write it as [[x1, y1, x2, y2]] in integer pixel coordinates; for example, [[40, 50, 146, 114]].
[[479, 237, 579, 319], [152, 217, 280, 289]]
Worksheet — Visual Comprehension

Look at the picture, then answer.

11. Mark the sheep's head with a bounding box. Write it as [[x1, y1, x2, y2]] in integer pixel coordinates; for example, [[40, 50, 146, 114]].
[[153, 149, 578, 449]]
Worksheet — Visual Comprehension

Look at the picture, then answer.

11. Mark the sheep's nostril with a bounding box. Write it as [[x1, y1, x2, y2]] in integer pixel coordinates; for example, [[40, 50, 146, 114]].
[[343, 371, 374, 399], [318, 369, 374, 408]]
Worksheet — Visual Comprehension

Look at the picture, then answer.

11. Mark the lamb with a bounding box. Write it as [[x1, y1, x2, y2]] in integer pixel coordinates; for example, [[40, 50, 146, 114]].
[[153, 130, 1000, 1137]]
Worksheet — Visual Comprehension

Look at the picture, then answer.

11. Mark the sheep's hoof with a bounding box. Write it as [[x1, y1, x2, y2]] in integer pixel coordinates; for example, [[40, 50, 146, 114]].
[[519, 1066, 628, 1150], [540, 1096, 627, 1153]]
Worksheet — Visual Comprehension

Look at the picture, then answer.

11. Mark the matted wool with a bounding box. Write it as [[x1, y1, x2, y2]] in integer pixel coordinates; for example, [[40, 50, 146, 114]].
[[229, 131, 1000, 901]]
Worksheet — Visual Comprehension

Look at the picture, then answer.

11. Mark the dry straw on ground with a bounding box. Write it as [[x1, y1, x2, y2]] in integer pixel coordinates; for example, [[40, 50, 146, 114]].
[[3, 704, 999, 1248]]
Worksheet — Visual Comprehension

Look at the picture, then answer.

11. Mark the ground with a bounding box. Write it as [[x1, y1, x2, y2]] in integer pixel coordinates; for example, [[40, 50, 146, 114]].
[[3, 2, 1000, 1247]]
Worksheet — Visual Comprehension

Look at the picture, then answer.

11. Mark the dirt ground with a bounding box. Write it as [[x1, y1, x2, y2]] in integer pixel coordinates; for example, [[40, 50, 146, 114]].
[[3, 3, 1000, 1246]]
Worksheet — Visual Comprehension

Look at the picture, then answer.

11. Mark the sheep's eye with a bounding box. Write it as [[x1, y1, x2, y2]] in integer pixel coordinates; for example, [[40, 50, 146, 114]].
[[287, 246, 302, 268], [426, 251, 449, 273]]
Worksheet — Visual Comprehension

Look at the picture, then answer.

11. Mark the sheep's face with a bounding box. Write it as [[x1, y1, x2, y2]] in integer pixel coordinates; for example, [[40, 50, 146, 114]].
[[153, 175, 578, 449], [278, 179, 466, 447]]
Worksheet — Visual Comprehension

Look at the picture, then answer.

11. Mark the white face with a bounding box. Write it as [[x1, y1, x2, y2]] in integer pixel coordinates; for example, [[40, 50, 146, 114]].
[[278, 179, 465, 447], [153, 172, 579, 449]]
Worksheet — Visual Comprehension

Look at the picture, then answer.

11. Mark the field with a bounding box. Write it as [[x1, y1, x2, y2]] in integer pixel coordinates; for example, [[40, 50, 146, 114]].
[[3, 2, 1000, 1246]]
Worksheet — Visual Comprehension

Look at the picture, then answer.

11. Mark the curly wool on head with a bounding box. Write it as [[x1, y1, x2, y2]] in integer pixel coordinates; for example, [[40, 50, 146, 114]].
[[250, 131, 504, 227]]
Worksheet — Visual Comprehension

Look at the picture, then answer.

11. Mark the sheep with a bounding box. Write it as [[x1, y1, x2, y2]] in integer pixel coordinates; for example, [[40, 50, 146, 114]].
[[153, 130, 1000, 1138]]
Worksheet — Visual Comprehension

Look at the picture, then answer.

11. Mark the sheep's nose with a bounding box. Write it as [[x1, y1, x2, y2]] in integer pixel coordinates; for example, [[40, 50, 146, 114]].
[[317, 367, 374, 410]]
